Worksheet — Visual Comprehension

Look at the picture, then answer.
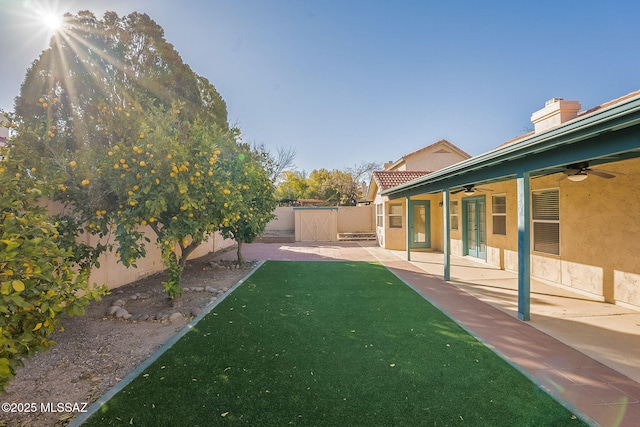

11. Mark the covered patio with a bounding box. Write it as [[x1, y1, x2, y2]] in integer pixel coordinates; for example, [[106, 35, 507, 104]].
[[381, 92, 640, 321]]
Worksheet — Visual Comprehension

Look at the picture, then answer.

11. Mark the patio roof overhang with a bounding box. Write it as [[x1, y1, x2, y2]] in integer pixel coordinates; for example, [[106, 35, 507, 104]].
[[382, 94, 640, 199]]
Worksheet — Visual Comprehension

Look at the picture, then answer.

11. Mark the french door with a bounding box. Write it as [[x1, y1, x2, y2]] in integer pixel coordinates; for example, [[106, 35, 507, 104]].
[[408, 200, 430, 249], [463, 197, 486, 260]]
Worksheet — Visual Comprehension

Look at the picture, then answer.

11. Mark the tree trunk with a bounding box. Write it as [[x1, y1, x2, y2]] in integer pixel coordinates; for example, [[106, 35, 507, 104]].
[[237, 240, 245, 265], [179, 242, 199, 268]]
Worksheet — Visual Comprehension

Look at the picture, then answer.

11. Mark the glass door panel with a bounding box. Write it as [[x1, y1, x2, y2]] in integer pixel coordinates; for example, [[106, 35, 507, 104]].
[[409, 200, 430, 248]]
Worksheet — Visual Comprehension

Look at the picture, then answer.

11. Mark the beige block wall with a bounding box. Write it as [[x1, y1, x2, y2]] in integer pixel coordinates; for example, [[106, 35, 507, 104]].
[[337, 205, 375, 233], [89, 229, 235, 290], [265, 207, 295, 232], [265, 206, 374, 235]]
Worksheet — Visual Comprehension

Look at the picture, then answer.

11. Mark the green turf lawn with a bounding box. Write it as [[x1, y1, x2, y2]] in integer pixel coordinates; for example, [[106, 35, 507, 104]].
[[84, 261, 585, 426]]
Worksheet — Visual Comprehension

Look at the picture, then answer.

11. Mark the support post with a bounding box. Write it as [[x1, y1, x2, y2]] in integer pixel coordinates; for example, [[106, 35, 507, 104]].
[[443, 189, 451, 281], [406, 196, 411, 261], [517, 171, 531, 321]]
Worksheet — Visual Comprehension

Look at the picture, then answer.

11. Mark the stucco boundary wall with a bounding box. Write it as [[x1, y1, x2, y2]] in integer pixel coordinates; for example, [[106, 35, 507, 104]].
[[88, 229, 235, 290], [42, 199, 235, 290], [264, 205, 375, 235]]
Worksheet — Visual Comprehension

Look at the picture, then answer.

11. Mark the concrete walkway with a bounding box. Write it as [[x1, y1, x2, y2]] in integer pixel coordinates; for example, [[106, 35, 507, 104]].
[[215, 241, 640, 427]]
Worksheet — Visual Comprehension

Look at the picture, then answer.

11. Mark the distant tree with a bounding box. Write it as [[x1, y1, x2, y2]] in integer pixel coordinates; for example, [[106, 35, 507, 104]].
[[275, 161, 379, 206], [275, 170, 309, 201], [250, 143, 296, 183], [346, 161, 380, 187]]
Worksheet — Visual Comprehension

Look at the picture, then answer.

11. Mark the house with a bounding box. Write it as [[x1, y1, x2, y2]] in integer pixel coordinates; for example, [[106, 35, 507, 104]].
[[367, 139, 471, 249], [380, 89, 640, 318]]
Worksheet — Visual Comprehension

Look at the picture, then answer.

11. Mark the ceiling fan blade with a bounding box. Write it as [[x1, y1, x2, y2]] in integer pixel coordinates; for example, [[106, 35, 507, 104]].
[[474, 187, 493, 192], [563, 168, 581, 176], [450, 188, 465, 194], [588, 170, 615, 179]]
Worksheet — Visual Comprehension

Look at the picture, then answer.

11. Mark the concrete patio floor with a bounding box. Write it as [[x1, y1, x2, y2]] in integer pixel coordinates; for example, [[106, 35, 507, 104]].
[[214, 241, 640, 427]]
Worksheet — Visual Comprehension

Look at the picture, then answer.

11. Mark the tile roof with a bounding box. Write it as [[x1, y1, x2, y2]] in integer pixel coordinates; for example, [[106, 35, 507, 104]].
[[499, 89, 640, 148], [372, 170, 432, 191], [578, 88, 640, 117]]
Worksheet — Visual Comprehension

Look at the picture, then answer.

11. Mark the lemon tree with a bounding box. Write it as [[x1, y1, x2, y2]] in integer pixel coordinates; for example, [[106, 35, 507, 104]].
[[0, 149, 105, 392], [218, 142, 277, 264], [97, 103, 241, 298]]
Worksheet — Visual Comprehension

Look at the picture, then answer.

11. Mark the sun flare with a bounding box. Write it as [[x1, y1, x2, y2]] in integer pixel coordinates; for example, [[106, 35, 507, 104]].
[[41, 13, 63, 31]]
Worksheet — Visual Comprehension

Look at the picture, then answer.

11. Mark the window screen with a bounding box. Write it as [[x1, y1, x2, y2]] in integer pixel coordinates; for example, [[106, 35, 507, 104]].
[[532, 190, 560, 255], [492, 195, 507, 235]]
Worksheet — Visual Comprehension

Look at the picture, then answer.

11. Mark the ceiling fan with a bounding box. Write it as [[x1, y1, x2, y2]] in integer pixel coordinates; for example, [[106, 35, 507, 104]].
[[451, 184, 493, 195], [560, 162, 617, 182]]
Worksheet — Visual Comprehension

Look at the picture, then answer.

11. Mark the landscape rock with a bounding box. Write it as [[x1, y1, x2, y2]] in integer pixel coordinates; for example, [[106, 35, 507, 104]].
[[169, 312, 183, 322], [114, 308, 129, 318], [190, 307, 202, 317], [107, 306, 120, 316]]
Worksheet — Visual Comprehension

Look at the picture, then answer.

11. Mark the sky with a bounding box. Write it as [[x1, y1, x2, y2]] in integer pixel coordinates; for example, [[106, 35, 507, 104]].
[[1, 0, 639, 173]]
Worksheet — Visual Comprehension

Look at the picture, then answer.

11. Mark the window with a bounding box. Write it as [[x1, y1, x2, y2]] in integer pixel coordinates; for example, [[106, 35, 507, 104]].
[[492, 195, 507, 235], [532, 189, 560, 255], [388, 203, 403, 228], [376, 203, 383, 227], [450, 201, 459, 230]]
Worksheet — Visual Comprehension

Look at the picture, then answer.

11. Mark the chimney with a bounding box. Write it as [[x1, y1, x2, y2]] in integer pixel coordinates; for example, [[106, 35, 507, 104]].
[[530, 98, 581, 134], [383, 161, 393, 170]]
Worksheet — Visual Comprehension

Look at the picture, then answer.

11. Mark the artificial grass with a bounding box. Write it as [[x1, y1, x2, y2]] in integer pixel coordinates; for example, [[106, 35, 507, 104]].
[[85, 261, 585, 426]]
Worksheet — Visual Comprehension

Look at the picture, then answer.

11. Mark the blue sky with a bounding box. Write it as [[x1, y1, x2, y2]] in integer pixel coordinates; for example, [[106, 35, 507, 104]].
[[1, 0, 639, 173]]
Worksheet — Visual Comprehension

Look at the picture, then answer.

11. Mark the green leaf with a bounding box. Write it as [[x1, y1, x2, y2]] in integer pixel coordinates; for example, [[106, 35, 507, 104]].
[[0, 240, 21, 252], [0, 282, 11, 295]]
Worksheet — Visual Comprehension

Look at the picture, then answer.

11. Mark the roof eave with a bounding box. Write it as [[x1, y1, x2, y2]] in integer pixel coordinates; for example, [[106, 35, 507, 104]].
[[381, 94, 640, 197]]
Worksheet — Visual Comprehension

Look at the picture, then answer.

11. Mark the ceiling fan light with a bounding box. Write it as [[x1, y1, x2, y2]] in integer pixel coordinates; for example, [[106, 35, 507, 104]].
[[464, 190, 475, 195], [567, 172, 588, 182]]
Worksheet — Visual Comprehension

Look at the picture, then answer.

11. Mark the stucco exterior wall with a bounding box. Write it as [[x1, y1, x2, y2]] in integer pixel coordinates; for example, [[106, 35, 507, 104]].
[[407, 158, 640, 309], [403, 148, 467, 172], [546, 158, 639, 306], [492, 158, 640, 308], [377, 194, 442, 251]]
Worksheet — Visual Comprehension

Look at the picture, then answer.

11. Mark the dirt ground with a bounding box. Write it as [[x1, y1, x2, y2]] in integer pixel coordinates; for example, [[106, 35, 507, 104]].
[[0, 248, 256, 427]]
